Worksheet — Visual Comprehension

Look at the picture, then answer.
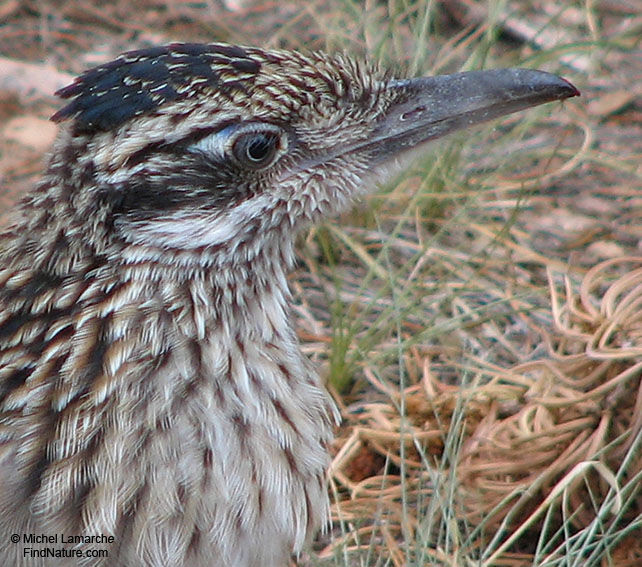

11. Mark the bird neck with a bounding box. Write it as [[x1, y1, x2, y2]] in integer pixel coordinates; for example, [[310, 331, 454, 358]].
[[111, 235, 298, 348]]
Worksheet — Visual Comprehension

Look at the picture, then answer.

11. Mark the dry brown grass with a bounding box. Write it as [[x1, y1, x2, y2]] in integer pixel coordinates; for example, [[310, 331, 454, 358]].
[[322, 256, 642, 565]]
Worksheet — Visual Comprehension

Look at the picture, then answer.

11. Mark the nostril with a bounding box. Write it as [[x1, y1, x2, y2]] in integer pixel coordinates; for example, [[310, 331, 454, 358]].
[[400, 106, 426, 121]]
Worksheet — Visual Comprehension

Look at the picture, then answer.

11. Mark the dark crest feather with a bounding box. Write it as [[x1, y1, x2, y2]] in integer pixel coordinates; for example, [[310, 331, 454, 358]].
[[51, 43, 261, 132]]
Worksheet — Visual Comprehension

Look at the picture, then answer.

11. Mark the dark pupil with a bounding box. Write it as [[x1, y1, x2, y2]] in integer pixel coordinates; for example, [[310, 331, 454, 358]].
[[246, 134, 274, 162]]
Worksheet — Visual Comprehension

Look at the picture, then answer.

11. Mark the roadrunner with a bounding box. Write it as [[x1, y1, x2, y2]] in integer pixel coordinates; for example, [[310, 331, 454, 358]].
[[0, 43, 578, 566]]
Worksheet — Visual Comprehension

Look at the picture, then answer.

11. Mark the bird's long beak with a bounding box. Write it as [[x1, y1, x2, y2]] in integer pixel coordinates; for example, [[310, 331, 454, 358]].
[[368, 68, 579, 162]]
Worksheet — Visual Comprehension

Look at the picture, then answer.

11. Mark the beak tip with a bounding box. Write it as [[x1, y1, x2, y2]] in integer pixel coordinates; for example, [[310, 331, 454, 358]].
[[532, 70, 580, 100], [490, 68, 580, 103], [562, 77, 581, 99]]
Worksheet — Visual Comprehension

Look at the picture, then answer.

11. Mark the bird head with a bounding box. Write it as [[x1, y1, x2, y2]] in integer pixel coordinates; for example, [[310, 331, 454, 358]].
[[45, 43, 577, 270]]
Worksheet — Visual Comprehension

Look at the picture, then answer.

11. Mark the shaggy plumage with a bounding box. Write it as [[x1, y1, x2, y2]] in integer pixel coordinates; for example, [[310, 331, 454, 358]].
[[0, 43, 578, 566]]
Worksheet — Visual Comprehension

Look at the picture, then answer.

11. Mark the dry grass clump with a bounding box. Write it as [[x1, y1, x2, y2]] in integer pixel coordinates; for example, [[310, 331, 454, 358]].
[[325, 257, 642, 566]]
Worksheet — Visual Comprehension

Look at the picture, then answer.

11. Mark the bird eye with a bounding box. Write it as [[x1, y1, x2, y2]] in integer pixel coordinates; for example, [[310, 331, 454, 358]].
[[232, 131, 282, 169]]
